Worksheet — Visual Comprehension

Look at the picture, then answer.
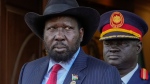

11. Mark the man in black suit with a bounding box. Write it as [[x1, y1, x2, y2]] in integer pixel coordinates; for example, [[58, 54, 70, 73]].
[[18, 0, 121, 84]]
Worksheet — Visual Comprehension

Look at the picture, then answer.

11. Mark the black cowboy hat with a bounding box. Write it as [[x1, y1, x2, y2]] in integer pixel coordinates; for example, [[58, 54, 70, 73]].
[[25, 0, 100, 46]]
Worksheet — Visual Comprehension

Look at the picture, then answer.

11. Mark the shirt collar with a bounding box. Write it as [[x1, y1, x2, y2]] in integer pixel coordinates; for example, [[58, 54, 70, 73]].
[[47, 47, 80, 73], [121, 64, 139, 84]]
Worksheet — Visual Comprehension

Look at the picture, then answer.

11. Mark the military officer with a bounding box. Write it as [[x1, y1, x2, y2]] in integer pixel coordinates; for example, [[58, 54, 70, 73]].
[[98, 10, 150, 84]]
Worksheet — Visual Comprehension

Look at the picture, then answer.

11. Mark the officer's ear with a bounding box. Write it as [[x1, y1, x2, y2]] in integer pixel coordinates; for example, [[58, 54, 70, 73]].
[[136, 41, 142, 54]]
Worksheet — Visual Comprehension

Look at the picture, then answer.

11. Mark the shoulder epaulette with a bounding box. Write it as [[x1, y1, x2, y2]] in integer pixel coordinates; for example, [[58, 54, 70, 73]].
[[140, 68, 149, 80]]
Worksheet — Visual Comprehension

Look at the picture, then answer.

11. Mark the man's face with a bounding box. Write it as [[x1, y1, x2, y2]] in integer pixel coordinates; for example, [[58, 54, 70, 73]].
[[44, 16, 83, 63], [103, 39, 141, 69]]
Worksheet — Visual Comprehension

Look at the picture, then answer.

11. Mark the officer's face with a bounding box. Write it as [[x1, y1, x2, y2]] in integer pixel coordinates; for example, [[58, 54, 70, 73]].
[[103, 39, 142, 69], [44, 16, 83, 63]]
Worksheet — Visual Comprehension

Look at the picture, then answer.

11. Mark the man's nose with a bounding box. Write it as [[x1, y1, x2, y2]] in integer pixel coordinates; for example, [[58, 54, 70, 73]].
[[109, 44, 120, 53], [55, 28, 65, 41]]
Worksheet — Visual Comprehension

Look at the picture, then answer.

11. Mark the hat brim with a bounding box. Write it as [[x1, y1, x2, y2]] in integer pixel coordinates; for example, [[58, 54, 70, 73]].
[[99, 32, 140, 41], [25, 7, 100, 46]]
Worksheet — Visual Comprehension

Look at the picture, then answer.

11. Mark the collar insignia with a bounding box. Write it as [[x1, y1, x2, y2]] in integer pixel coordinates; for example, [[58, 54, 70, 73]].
[[140, 68, 149, 80]]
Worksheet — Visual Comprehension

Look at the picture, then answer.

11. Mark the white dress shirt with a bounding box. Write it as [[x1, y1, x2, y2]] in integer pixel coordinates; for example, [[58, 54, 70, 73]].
[[121, 64, 138, 84], [42, 47, 80, 84]]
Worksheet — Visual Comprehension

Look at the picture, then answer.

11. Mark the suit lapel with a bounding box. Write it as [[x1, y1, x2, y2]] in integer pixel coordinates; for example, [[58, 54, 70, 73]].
[[28, 56, 49, 84], [63, 49, 87, 84]]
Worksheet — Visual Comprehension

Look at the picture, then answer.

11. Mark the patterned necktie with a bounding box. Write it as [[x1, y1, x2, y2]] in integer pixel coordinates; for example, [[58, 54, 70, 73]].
[[46, 64, 62, 84]]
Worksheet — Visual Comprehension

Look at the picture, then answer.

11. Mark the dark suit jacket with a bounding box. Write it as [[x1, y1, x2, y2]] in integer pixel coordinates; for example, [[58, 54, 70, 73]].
[[128, 66, 150, 84], [18, 49, 121, 84]]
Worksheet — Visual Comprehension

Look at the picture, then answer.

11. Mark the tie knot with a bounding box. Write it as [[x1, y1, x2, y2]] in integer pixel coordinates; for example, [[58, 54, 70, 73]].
[[51, 64, 62, 73]]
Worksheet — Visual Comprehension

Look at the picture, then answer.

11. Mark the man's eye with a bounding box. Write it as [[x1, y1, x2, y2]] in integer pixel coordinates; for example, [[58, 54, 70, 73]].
[[47, 27, 55, 30], [65, 27, 72, 30], [104, 42, 110, 45], [121, 41, 129, 46]]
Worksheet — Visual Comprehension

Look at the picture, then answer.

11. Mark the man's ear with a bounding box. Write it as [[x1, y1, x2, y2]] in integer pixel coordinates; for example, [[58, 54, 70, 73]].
[[136, 41, 142, 54], [79, 28, 84, 42]]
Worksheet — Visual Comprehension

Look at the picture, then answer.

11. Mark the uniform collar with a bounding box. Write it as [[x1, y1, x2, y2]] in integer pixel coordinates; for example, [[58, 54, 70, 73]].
[[121, 64, 139, 84]]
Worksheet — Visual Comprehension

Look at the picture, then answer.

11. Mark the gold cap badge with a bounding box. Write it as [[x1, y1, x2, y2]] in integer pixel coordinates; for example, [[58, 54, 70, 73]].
[[110, 11, 124, 28]]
